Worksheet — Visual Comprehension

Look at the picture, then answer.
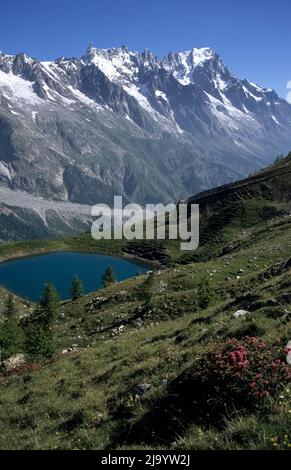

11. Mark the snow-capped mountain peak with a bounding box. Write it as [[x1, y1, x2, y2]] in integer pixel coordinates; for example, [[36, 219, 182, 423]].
[[0, 44, 291, 210], [162, 47, 220, 85], [82, 45, 142, 85], [82, 45, 219, 86]]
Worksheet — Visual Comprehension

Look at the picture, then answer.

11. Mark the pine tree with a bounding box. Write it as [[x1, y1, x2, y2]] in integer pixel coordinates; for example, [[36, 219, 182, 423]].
[[0, 295, 22, 360], [102, 266, 116, 288], [70, 275, 83, 300], [24, 283, 59, 360], [24, 307, 55, 361], [139, 271, 155, 313], [39, 283, 59, 327], [197, 275, 213, 309]]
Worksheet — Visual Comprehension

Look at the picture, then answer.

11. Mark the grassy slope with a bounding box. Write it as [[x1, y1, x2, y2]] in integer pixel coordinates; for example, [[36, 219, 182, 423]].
[[0, 155, 290, 450]]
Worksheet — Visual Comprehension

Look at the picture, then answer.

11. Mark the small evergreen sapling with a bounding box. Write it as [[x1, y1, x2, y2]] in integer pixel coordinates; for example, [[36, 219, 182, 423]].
[[139, 271, 155, 314], [102, 266, 116, 288], [197, 275, 213, 309], [71, 275, 83, 300]]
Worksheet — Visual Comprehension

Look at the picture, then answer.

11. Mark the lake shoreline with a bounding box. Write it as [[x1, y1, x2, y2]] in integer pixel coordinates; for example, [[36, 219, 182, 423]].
[[0, 235, 163, 302], [0, 246, 156, 268], [0, 250, 151, 302], [0, 238, 162, 267]]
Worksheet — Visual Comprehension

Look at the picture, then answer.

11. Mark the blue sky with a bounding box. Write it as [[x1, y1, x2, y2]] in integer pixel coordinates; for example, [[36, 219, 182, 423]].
[[1, 0, 290, 98]]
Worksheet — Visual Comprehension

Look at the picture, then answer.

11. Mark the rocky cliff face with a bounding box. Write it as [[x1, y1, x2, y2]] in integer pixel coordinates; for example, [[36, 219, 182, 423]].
[[0, 45, 291, 210]]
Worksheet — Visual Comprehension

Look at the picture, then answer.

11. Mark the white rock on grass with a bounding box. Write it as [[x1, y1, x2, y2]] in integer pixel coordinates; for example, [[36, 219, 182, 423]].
[[233, 309, 250, 318], [3, 353, 25, 371]]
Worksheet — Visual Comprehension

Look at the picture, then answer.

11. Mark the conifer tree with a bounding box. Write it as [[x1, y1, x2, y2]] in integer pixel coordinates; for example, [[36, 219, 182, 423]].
[[39, 283, 59, 326], [102, 266, 116, 288], [139, 271, 155, 313], [24, 283, 59, 360], [0, 295, 22, 360], [70, 275, 83, 300], [197, 275, 213, 309]]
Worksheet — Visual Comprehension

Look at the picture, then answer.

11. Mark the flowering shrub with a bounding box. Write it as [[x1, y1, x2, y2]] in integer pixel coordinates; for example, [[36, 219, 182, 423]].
[[171, 336, 291, 420], [209, 337, 290, 404], [124, 338, 290, 444]]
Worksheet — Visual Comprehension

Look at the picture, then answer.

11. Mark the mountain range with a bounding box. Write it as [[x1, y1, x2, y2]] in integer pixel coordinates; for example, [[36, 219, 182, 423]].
[[0, 45, 291, 239]]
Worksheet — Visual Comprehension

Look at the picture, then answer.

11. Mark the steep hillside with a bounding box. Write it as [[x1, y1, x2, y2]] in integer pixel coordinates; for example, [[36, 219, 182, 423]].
[[0, 155, 290, 450], [181, 152, 291, 262]]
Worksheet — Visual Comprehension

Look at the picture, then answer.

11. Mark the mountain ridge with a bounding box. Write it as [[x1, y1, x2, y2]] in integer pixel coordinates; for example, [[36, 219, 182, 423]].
[[0, 45, 291, 241]]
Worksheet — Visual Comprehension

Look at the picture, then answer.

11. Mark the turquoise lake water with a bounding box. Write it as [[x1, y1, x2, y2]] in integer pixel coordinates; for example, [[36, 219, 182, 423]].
[[0, 251, 149, 301]]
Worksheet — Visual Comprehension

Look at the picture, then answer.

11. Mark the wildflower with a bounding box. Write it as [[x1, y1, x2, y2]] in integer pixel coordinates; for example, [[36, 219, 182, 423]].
[[230, 352, 237, 363], [241, 360, 249, 368]]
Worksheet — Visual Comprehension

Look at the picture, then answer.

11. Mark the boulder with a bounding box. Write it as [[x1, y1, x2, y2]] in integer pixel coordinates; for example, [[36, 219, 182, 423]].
[[233, 309, 250, 318], [3, 354, 25, 372], [61, 345, 79, 354]]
